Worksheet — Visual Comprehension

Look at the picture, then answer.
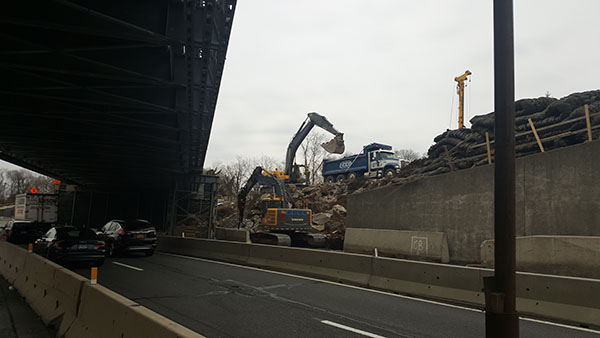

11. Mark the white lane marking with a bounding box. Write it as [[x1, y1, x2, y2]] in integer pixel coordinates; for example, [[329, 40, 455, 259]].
[[520, 317, 600, 334], [158, 253, 600, 334], [112, 261, 144, 271], [321, 320, 386, 338]]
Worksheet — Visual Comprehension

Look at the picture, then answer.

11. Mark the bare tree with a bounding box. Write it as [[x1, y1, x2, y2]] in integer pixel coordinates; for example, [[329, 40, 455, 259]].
[[6, 170, 33, 198], [215, 156, 253, 199], [0, 169, 56, 204], [0, 169, 7, 204], [30, 175, 55, 193], [299, 132, 328, 184], [251, 155, 284, 173], [394, 148, 422, 162]]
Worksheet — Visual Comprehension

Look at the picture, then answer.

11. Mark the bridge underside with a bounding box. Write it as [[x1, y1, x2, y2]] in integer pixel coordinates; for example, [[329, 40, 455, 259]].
[[0, 0, 236, 190]]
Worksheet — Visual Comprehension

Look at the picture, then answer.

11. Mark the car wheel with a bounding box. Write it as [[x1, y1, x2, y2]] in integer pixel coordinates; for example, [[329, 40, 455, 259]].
[[335, 174, 346, 183], [145, 250, 154, 257], [384, 168, 395, 178]]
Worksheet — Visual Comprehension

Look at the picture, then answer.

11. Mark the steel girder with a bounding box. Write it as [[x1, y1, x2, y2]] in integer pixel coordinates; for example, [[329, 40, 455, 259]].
[[0, 0, 236, 189]]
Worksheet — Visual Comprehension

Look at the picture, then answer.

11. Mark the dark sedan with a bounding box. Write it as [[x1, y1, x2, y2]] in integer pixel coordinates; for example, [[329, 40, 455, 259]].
[[97, 219, 157, 257], [34, 227, 106, 266], [4, 220, 50, 244]]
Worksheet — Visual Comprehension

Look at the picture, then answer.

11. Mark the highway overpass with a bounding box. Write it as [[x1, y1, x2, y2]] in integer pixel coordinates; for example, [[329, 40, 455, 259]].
[[1, 0, 236, 231]]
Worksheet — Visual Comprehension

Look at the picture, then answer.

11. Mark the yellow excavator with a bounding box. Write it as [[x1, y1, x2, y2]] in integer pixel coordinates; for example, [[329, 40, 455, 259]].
[[237, 112, 345, 246], [237, 166, 325, 247]]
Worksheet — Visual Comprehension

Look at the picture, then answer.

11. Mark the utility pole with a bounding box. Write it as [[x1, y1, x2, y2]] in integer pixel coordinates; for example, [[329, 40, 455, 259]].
[[455, 70, 472, 129], [485, 0, 519, 337]]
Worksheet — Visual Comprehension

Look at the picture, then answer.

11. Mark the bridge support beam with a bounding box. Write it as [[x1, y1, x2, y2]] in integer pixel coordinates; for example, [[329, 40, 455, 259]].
[[166, 173, 219, 239]]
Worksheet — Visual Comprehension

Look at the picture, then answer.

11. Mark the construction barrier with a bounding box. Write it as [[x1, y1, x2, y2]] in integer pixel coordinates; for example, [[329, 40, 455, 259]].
[[215, 227, 250, 243], [0, 240, 204, 338], [248, 244, 373, 286], [481, 235, 600, 279], [160, 235, 250, 265], [344, 228, 450, 263], [158, 235, 600, 328], [66, 283, 200, 338]]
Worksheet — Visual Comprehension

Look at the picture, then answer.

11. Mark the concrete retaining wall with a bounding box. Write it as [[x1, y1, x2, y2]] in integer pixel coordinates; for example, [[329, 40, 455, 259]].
[[347, 140, 600, 262], [157, 236, 600, 328], [0, 240, 203, 338], [343, 228, 450, 263], [215, 227, 249, 242], [481, 235, 600, 279]]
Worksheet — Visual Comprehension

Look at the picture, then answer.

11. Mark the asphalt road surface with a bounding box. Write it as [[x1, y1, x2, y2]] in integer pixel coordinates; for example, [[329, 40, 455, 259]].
[[72, 253, 599, 338]]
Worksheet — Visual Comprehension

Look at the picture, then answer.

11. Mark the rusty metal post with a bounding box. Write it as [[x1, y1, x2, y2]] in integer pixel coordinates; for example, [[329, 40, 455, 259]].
[[486, 0, 519, 337]]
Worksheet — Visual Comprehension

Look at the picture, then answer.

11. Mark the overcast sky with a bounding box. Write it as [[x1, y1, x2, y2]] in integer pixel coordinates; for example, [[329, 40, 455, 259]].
[[205, 0, 600, 166], [2, 0, 599, 172]]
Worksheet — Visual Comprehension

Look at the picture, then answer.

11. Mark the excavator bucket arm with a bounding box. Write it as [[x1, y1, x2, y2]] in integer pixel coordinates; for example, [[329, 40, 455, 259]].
[[307, 112, 345, 154], [321, 134, 345, 154]]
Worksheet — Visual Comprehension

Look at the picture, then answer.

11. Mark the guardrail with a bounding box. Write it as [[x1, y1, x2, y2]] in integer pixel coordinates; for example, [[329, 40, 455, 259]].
[[0, 240, 204, 338], [158, 235, 600, 328]]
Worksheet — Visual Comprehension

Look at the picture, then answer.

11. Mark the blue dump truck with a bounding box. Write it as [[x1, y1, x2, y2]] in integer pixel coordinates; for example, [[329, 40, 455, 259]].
[[322, 143, 403, 182]]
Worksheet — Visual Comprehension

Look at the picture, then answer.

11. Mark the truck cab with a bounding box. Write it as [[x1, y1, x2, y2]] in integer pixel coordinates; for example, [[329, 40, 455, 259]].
[[364, 144, 401, 178]]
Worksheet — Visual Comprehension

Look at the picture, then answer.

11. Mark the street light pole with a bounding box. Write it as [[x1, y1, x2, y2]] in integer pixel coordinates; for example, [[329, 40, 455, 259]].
[[485, 0, 519, 337]]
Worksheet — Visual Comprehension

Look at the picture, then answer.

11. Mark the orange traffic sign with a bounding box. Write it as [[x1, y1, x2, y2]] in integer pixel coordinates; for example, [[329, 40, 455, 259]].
[[29, 187, 38, 194]]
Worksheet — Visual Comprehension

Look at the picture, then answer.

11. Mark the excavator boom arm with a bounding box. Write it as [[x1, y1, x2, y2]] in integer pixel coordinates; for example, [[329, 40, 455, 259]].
[[284, 112, 345, 179]]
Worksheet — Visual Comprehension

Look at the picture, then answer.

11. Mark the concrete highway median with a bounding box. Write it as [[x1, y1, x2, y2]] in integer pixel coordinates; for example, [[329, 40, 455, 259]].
[[1, 237, 599, 337]]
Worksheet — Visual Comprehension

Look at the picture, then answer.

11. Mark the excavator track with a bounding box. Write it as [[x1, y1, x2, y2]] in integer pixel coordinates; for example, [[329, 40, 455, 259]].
[[249, 231, 327, 248], [249, 232, 291, 246], [291, 232, 327, 248]]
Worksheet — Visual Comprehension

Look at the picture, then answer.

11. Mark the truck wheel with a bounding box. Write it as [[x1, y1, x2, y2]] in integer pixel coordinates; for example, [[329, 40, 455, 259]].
[[325, 176, 334, 183], [347, 172, 357, 181], [335, 174, 346, 183], [384, 168, 395, 178]]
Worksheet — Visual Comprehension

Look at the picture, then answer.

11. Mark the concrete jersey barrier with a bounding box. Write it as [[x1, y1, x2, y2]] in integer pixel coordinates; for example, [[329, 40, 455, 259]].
[[66, 283, 201, 338], [214, 227, 250, 242], [158, 235, 600, 328], [0, 240, 204, 338], [344, 228, 450, 263], [481, 235, 600, 279]]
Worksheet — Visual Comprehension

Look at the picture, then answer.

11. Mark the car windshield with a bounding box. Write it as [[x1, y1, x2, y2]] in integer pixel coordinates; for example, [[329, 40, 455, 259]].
[[378, 152, 397, 160], [11, 222, 33, 230], [125, 220, 152, 230], [57, 228, 99, 240]]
